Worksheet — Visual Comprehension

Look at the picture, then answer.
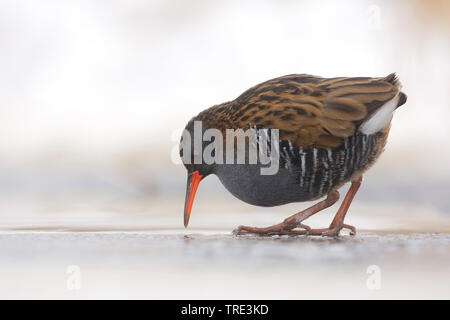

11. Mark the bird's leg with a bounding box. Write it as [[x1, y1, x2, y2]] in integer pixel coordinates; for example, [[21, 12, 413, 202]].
[[307, 176, 362, 237], [233, 190, 340, 236]]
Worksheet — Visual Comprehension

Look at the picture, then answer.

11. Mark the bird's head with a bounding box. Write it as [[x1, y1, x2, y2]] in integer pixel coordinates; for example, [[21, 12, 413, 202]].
[[179, 118, 217, 228]]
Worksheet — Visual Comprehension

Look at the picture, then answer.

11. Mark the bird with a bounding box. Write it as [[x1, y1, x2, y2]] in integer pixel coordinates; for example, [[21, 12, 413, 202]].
[[180, 73, 407, 237]]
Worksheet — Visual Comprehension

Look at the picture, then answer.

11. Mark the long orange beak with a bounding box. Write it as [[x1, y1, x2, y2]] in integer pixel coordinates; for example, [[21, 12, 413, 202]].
[[184, 171, 202, 228]]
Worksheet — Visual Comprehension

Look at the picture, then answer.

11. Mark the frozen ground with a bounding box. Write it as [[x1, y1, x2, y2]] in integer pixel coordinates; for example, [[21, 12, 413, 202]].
[[0, 231, 449, 299], [1, 198, 450, 299]]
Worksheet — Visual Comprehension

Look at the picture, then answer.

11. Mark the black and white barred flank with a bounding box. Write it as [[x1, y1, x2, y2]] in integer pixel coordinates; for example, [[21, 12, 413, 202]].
[[277, 132, 383, 198]]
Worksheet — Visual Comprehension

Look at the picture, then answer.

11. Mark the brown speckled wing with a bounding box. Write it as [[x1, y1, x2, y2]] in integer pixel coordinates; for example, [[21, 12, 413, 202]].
[[207, 73, 406, 149]]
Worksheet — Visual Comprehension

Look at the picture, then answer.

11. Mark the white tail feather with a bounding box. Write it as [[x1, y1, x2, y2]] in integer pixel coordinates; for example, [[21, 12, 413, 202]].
[[359, 93, 399, 135]]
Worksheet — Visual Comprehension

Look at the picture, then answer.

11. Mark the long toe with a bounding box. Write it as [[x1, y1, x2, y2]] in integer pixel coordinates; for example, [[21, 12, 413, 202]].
[[232, 225, 246, 235], [342, 224, 356, 236], [321, 227, 341, 237], [233, 223, 311, 237], [309, 224, 357, 237]]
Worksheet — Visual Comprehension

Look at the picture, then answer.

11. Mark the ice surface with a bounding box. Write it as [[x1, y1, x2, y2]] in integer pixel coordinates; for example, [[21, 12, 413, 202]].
[[1, 196, 450, 299], [1, 230, 449, 299]]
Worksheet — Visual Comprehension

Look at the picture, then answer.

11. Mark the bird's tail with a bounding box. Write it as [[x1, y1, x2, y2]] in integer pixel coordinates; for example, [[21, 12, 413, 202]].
[[383, 73, 407, 108]]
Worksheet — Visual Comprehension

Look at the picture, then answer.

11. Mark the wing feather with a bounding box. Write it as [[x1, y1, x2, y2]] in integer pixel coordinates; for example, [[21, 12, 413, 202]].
[[204, 73, 407, 148]]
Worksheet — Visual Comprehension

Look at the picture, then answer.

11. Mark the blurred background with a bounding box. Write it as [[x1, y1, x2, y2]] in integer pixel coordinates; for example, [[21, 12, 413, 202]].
[[1, 0, 449, 231], [1, 0, 450, 300]]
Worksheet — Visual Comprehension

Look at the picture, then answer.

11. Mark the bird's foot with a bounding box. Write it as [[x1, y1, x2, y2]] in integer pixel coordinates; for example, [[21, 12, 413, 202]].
[[306, 224, 356, 237], [232, 223, 311, 237], [233, 223, 356, 238]]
